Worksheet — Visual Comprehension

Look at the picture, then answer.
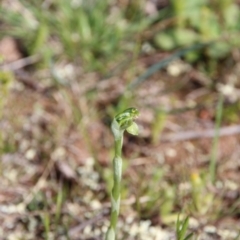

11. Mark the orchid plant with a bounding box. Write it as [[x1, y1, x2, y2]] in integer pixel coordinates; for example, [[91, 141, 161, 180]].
[[105, 107, 139, 240]]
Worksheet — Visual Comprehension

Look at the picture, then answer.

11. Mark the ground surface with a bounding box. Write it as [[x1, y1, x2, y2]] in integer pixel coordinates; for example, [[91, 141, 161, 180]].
[[1, 1, 240, 239]]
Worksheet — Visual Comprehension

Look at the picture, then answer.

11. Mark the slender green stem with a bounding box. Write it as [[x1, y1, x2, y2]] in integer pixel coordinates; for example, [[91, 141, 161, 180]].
[[112, 137, 123, 203], [105, 137, 123, 239], [105, 128, 123, 239], [209, 94, 223, 184]]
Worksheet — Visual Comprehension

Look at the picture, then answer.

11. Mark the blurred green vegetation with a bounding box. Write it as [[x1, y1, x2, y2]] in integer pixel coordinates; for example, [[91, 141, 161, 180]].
[[155, 0, 240, 61], [1, 0, 239, 73], [0, 0, 148, 72], [0, 71, 13, 153]]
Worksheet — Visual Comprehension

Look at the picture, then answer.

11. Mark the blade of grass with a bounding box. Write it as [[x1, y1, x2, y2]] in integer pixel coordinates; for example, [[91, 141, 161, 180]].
[[127, 42, 213, 90], [42, 212, 50, 240], [176, 215, 194, 240], [209, 94, 224, 184]]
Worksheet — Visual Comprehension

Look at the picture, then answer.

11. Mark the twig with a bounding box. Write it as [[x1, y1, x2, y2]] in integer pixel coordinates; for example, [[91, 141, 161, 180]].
[[15, 69, 44, 92], [69, 209, 109, 237], [22, 157, 55, 206], [160, 124, 240, 142], [0, 55, 40, 71]]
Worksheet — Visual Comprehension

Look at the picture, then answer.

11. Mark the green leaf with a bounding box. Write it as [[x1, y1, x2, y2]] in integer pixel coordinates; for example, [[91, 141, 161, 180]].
[[184, 233, 194, 240], [224, 4, 240, 28], [154, 31, 176, 50], [126, 122, 139, 135], [180, 216, 189, 239], [173, 28, 198, 46], [207, 42, 231, 59]]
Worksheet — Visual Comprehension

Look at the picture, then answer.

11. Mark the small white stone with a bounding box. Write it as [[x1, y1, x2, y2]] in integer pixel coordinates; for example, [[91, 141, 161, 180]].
[[90, 200, 101, 210], [204, 225, 216, 234], [51, 147, 66, 160], [25, 149, 36, 160], [165, 148, 177, 158], [218, 229, 238, 239], [167, 60, 190, 77], [83, 225, 92, 235], [217, 83, 234, 96]]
